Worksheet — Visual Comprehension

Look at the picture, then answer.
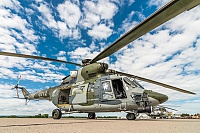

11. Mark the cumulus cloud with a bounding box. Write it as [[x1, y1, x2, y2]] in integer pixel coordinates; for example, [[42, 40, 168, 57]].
[[88, 24, 113, 40], [32, 0, 119, 40], [34, 1, 81, 40], [68, 42, 99, 62], [0, 7, 38, 54], [57, 1, 81, 28], [81, 0, 118, 40]]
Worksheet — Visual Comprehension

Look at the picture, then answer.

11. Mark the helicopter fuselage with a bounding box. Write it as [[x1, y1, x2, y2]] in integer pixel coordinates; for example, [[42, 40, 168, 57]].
[[24, 63, 168, 115], [52, 72, 168, 114]]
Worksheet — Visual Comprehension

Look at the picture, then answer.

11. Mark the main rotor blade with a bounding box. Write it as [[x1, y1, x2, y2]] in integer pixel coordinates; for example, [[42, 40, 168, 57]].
[[90, 0, 200, 63], [115, 71, 196, 95], [0, 52, 82, 66], [158, 105, 178, 111]]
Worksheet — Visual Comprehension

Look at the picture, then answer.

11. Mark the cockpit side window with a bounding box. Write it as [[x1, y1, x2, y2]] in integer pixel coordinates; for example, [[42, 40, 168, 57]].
[[123, 77, 145, 90]]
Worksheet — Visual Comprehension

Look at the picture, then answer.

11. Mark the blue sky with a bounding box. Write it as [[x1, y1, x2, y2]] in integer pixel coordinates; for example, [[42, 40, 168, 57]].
[[0, 0, 200, 116]]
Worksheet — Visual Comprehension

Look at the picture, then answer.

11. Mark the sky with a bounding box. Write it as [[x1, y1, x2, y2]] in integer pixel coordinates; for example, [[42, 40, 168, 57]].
[[0, 0, 199, 116]]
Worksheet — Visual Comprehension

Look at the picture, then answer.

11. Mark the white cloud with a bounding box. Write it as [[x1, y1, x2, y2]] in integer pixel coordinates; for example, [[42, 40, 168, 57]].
[[80, 0, 118, 40], [58, 51, 66, 56], [33, 0, 119, 40], [81, 12, 100, 28], [88, 24, 113, 40], [119, 11, 138, 33], [83, 0, 118, 20], [57, 21, 71, 38], [0, 0, 22, 11], [69, 42, 99, 61], [57, 1, 81, 28], [68, 41, 110, 64], [0, 6, 39, 54], [56, 51, 67, 61], [34, 1, 82, 40], [36, 3, 58, 30]]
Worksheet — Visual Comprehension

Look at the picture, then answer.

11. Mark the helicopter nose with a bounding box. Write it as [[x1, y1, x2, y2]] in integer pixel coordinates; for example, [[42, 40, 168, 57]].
[[145, 90, 168, 104], [157, 93, 168, 104]]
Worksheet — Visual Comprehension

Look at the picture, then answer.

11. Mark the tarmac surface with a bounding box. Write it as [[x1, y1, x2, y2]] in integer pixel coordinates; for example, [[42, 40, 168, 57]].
[[0, 118, 200, 133]]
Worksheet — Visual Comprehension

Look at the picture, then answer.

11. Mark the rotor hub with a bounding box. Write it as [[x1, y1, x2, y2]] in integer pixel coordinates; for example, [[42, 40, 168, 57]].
[[82, 59, 92, 66]]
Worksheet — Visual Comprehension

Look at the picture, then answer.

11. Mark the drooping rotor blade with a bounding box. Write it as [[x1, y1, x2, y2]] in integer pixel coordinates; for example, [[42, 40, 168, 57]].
[[90, 0, 200, 63], [0, 52, 82, 66], [158, 105, 178, 111], [114, 70, 196, 95]]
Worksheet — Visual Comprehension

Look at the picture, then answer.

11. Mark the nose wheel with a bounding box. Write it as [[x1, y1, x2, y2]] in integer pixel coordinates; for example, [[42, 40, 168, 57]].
[[52, 109, 62, 119], [126, 113, 136, 120], [88, 112, 96, 119]]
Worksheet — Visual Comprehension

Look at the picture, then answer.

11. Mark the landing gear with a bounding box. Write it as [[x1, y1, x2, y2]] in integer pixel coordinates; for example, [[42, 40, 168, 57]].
[[126, 113, 136, 120], [88, 112, 96, 119], [52, 109, 62, 119]]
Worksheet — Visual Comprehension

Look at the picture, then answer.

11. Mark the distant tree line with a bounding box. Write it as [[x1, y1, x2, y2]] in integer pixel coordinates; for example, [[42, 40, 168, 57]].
[[0, 113, 49, 118], [180, 113, 199, 117]]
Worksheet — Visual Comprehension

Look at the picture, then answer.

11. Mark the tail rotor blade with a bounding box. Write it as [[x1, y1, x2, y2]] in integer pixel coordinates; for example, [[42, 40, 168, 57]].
[[16, 88, 19, 98], [25, 99, 27, 105], [17, 75, 21, 85]]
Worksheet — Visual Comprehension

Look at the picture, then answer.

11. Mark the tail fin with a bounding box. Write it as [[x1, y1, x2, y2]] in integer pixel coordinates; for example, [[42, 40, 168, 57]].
[[12, 86, 30, 98], [20, 87, 30, 97]]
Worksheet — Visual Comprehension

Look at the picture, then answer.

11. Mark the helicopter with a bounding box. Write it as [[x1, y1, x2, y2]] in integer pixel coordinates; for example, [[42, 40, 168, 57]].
[[0, 0, 199, 120]]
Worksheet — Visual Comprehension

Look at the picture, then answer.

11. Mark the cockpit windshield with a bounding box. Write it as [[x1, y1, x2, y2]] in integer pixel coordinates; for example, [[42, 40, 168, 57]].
[[123, 77, 144, 89]]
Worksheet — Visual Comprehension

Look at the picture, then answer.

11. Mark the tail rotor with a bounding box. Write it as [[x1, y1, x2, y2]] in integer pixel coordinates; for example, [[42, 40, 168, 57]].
[[11, 75, 22, 98]]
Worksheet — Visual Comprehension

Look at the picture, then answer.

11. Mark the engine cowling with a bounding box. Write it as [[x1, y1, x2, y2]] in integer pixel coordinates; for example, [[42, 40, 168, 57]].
[[81, 63, 108, 80]]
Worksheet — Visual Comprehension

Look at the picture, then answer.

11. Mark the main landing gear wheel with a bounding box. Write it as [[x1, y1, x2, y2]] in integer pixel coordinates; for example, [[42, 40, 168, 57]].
[[88, 112, 96, 119], [126, 113, 136, 120], [52, 109, 62, 119]]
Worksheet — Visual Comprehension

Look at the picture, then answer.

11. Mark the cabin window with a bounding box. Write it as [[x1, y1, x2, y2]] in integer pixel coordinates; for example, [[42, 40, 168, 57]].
[[102, 81, 112, 92], [112, 79, 127, 99], [101, 81, 114, 100]]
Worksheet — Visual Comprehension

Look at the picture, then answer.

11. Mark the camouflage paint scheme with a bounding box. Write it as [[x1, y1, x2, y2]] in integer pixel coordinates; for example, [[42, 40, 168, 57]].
[[22, 63, 168, 114]]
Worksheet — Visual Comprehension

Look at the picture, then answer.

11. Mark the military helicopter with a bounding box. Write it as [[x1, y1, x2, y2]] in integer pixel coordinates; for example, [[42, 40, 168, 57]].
[[0, 0, 199, 120]]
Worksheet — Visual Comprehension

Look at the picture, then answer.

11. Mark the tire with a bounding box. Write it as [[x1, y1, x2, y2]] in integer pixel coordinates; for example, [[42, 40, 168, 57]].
[[52, 109, 62, 119], [126, 113, 136, 120], [88, 112, 96, 119]]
